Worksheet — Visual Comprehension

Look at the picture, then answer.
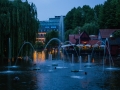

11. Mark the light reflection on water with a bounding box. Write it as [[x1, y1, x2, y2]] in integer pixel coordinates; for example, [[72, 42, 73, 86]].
[[37, 51, 46, 62], [33, 51, 46, 63], [1, 51, 120, 90]]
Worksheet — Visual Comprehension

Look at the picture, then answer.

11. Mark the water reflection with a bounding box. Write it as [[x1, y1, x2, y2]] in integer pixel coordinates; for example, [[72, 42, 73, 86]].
[[33, 51, 37, 64], [33, 51, 45, 64], [37, 51, 45, 62], [1, 52, 120, 90]]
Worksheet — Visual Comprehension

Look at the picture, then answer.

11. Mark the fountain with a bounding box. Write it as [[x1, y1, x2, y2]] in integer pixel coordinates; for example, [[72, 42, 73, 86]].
[[48, 54, 54, 72], [59, 15, 64, 42], [70, 54, 84, 79], [61, 41, 82, 71], [105, 38, 119, 70], [4, 37, 119, 73], [44, 38, 62, 50], [60, 41, 79, 69], [71, 54, 79, 72], [79, 56, 83, 71], [84, 55, 93, 68], [2, 41, 40, 72], [44, 38, 79, 70], [62, 41, 79, 57], [33, 51, 40, 70], [90, 39, 119, 71], [1, 18, 120, 87], [0, 5, 120, 89], [88, 55, 91, 64], [1, 37, 120, 89], [44, 38, 63, 69], [71, 54, 84, 72], [1, 38, 14, 73], [15, 41, 35, 66]]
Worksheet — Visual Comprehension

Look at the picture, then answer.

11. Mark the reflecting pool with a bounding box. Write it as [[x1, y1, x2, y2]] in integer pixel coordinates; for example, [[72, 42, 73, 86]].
[[0, 51, 120, 90]]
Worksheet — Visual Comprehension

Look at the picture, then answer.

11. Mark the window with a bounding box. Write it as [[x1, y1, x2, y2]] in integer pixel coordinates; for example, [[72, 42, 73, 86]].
[[51, 26, 56, 28], [45, 26, 49, 28]]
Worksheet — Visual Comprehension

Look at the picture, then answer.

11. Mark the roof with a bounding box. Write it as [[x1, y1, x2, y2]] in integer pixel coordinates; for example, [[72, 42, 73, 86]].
[[69, 31, 91, 44], [69, 35, 76, 44], [74, 34, 80, 39], [89, 35, 98, 40], [99, 29, 119, 38], [88, 40, 101, 45]]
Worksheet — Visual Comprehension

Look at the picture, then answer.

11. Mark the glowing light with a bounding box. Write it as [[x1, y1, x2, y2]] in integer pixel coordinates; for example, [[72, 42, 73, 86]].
[[83, 42, 87, 44], [33, 51, 37, 64], [92, 58, 94, 63], [37, 51, 45, 62]]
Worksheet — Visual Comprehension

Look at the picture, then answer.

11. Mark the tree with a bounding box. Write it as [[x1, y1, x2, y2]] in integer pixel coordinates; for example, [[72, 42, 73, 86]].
[[99, 0, 120, 28], [45, 30, 59, 48], [64, 29, 73, 41], [81, 23, 99, 35], [0, 0, 39, 63], [82, 5, 95, 24], [64, 7, 76, 31], [94, 4, 103, 23], [34, 42, 44, 50], [113, 30, 120, 38], [72, 7, 82, 28]]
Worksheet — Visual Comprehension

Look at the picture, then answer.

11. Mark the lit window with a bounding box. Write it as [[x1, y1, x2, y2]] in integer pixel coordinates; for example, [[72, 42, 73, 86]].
[[45, 26, 49, 28], [51, 26, 56, 28]]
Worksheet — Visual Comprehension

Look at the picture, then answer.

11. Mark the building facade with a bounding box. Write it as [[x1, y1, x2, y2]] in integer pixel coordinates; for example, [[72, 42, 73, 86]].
[[36, 16, 65, 43], [69, 29, 120, 56]]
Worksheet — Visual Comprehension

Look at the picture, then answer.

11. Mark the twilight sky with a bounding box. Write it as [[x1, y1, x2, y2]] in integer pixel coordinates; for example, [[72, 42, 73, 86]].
[[26, 0, 106, 21]]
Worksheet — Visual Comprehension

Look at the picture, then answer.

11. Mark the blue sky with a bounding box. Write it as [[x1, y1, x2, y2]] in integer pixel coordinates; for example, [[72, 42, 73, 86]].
[[27, 0, 106, 21]]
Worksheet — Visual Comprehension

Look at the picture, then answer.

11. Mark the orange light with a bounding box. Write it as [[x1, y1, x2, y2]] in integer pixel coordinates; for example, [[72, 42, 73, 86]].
[[92, 58, 94, 63], [83, 42, 87, 44], [33, 51, 37, 64]]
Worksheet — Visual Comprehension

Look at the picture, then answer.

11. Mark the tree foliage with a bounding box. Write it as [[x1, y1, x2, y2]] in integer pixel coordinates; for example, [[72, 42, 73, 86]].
[[81, 23, 99, 35], [99, 0, 120, 28], [64, 29, 73, 41], [64, 5, 95, 32], [34, 42, 44, 50], [0, 0, 39, 61], [113, 30, 120, 37], [94, 4, 103, 23], [64, 7, 76, 30], [64, 0, 120, 40], [45, 30, 59, 48]]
